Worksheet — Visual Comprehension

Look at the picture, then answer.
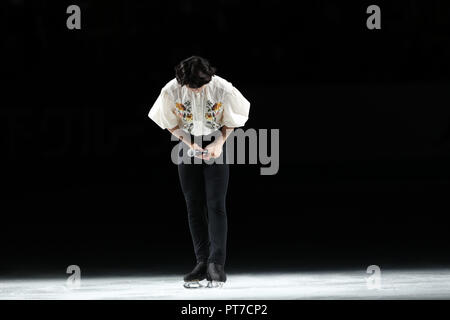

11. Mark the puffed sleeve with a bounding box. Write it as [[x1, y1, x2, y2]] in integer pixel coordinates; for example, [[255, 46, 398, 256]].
[[148, 89, 179, 130], [221, 86, 251, 128]]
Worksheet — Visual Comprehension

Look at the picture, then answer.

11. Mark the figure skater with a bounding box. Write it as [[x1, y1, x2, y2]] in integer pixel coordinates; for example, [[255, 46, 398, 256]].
[[148, 56, 250, 288]]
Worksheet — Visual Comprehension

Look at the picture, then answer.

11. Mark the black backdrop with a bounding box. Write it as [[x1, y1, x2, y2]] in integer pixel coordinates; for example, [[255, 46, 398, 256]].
[[2, 0, 450, 276]]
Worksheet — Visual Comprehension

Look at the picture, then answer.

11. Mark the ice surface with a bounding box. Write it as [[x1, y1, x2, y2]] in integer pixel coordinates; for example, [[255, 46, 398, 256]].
[[1, 269, 450, 299]]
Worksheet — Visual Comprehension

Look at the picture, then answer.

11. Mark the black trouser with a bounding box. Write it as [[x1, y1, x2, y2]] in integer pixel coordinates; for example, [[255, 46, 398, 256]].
[[177, 131, 229, 266]]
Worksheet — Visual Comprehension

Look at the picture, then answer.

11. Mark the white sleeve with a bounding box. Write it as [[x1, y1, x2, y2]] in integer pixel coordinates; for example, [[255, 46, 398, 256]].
[[221, 86, 251, 128], [148, 89, 179, 130]]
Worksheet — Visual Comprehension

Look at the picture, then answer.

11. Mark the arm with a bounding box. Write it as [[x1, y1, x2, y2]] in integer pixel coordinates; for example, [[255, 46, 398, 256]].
[[204, 126, 234, 159], [168, 125, 204, 152], [218, 125, 234, 145]]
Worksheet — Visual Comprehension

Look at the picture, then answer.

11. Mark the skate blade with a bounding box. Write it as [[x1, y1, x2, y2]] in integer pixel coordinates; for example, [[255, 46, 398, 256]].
[[183, 281, 205, 289], [206, 281, 224, 288]]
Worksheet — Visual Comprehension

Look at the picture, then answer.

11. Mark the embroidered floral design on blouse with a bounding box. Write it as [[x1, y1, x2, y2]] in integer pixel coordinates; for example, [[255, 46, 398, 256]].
[[204, 100, 223, 130], [175, 100, 194, 132]]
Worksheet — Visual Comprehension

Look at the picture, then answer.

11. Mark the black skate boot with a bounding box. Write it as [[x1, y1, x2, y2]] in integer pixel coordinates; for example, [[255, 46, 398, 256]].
[[206, 263, 227, 288], [183, 261, 207, 289]]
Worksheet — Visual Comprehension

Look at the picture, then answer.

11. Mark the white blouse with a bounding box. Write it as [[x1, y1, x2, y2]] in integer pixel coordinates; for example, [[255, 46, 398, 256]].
[[148, 75, 250, 136]]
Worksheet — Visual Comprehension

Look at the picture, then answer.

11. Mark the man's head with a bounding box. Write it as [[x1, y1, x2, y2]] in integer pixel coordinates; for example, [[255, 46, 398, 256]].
[[175, 56, 216, 91]]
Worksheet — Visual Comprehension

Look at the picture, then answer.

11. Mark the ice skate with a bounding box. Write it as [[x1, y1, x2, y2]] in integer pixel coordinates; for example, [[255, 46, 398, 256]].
[[206, 263, 227, 288], [183, 261, 207, 289]]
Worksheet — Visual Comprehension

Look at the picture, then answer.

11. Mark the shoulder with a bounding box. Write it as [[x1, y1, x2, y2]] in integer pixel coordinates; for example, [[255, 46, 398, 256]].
[[161, 78, 181, 96], [209, 75, 234, 94]]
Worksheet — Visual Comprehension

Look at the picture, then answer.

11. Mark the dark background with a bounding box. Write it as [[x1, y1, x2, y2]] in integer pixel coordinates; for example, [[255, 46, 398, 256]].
[[2, 0, 449, 277]]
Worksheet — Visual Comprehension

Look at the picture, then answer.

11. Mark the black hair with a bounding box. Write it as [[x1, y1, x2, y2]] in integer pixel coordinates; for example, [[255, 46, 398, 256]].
[[174, 56, 217, 89]]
